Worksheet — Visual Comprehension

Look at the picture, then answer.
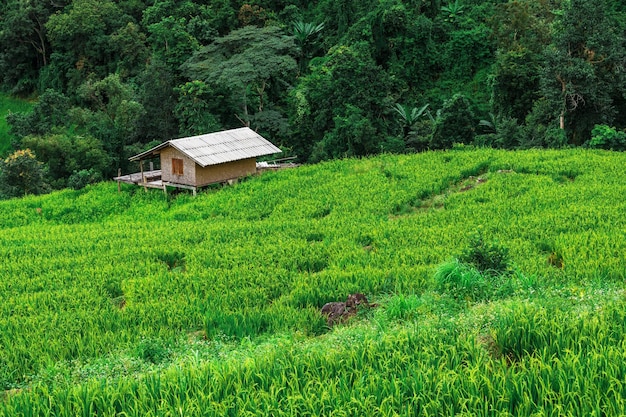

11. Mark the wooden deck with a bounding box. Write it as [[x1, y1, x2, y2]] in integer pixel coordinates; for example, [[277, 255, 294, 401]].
[[114, 170, 164, 189], [114, 169, 200, 195]]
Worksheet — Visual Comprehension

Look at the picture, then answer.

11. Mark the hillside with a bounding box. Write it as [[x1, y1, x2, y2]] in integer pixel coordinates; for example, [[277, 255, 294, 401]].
[[2, 148, 626, 415], [3, 0, 626, 194]]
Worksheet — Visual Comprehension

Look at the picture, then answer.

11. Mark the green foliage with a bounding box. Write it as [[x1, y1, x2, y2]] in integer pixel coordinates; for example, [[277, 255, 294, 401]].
[[431, 93, 476, 149], [434, 259, 490, 301], [0, 149, 49, 198], [540, 0, 626, 145], [311, 104, 378, 161], [589, 124, 626, 151], [440, 0, 465, 24], [174, 81, 223, 137], [136, 56, 179, 142], [72, 74, 145, 172], [491, 49, 542, 122], [182, 25, 298, 131], [289, 42, 398, 160], [459, 230, 511, 276], [44, 0, 130, 92], [0, 0, 55, 95], [135, 338, 171, 364], [434, 230, 513, 302], [22, 133, 110, 188], [0, 94, 32, 156], [293, 21, 325, 73], [67, 169, 103, 190], [6, 89, 70, 142], [157, 251, 186, 272]]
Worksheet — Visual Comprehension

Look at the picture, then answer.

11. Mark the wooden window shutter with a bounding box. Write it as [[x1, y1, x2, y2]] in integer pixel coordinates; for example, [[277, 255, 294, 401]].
[[172, 158, 183, 175]]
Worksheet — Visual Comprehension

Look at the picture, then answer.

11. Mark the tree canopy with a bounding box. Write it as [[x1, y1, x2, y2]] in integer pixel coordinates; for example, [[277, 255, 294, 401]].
[[1, 0, 626, 195]]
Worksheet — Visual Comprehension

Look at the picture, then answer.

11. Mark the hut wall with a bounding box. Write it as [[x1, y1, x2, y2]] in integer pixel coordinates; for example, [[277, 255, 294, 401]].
[[195, 158, 257, 186], [160, 147, 196, 186]]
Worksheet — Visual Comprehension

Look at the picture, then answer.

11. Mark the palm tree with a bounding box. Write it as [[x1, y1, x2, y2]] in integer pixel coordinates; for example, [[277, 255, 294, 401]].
[[293, 21, 324, 73], [441, 0, 465, 23]]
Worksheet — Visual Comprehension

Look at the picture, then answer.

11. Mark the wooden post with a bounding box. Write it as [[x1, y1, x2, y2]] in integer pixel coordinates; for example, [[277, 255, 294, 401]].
[[150, 161, 154, 172], [140, 160, 147, 192], [117, 168, 121, 193]]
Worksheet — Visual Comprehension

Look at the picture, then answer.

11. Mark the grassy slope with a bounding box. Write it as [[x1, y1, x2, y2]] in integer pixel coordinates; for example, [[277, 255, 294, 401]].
[[1, 148, 626, 415], [0, 94, 32, 156]]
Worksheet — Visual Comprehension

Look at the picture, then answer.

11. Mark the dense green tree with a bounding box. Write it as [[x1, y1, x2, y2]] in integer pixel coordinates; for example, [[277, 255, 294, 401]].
[[45, 0, 130, 92], [540, 0, 626, 144], [174, 81, 223, 137], [430, 93, 476, 149], [311, 105, 383, 161], [6, 89, 70, 143], [0, 0, 59, 94], [71, 74, 145, 173], [293, 21, 325, 74], [143, 0, 235, 71], [491, 49, 542, 122], [288, 42, 398, 161], [183, 26, 298, 132], [22, 133, 110, 188], [489, 0, 554, 54], [588, 124, 626, 151], [136, 57, 179, 142], [0, 149, 49, 197], [109, 22, 149, 79], [440, 24, 493, 82], [372, 5, 435, 87], [316, 0, 377, 44]]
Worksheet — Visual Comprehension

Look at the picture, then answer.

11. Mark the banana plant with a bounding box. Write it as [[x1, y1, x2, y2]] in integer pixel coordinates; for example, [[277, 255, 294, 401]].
[[441, 0, 465, 23]]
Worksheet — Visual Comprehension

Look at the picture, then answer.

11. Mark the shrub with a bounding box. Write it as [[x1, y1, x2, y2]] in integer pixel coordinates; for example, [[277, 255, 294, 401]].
[[430, 94, 476, 149], [68, 169, 102, 190], [588, 124, 626, 151], [0, 148, 49, 198], [135, 338, 170, 364], [459, 230, 511, 276]]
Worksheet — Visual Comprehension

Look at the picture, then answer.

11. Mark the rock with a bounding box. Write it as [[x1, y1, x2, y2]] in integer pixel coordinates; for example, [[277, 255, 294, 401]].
[[346, 293, 368, 308], [320, 301, 347, 326], [321, 293, 370, 326]]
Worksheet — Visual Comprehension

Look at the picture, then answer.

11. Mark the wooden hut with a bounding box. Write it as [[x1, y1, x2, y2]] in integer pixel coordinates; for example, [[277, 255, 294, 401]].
[[119, 127, 281, 194]]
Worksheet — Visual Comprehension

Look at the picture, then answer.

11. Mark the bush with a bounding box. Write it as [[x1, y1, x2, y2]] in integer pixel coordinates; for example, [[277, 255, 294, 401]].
[[459, 230, 511, 276], [431, 94, 476, 149], [0, 148, 49, 198], [68, 169, 103, 190], [588, 124, 626, 151], [135, 338, 171, 364]]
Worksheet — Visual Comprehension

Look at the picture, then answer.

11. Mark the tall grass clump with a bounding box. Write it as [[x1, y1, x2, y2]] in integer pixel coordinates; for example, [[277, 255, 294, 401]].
[[459, 229, 511, 276], [434, 231, 514, 301]]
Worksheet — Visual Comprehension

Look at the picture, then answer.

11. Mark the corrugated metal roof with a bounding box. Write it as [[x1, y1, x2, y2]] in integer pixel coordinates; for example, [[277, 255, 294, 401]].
[[129, 127, 281, 167]]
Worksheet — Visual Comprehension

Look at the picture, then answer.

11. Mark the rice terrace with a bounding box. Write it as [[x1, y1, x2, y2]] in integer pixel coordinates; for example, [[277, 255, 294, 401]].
[[1, 148, 626, 416]]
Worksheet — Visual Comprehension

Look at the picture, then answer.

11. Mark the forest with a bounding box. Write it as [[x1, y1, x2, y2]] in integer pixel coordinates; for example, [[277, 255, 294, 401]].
[[1, 0, 626, 196]]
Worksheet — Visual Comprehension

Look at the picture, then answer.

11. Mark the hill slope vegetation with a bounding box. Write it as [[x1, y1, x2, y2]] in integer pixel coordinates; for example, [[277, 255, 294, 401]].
[[1, 149, 626, 415]]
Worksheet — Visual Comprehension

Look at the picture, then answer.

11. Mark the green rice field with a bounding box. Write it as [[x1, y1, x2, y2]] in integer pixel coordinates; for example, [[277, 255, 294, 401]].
[[1, 148, 625, 415]]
